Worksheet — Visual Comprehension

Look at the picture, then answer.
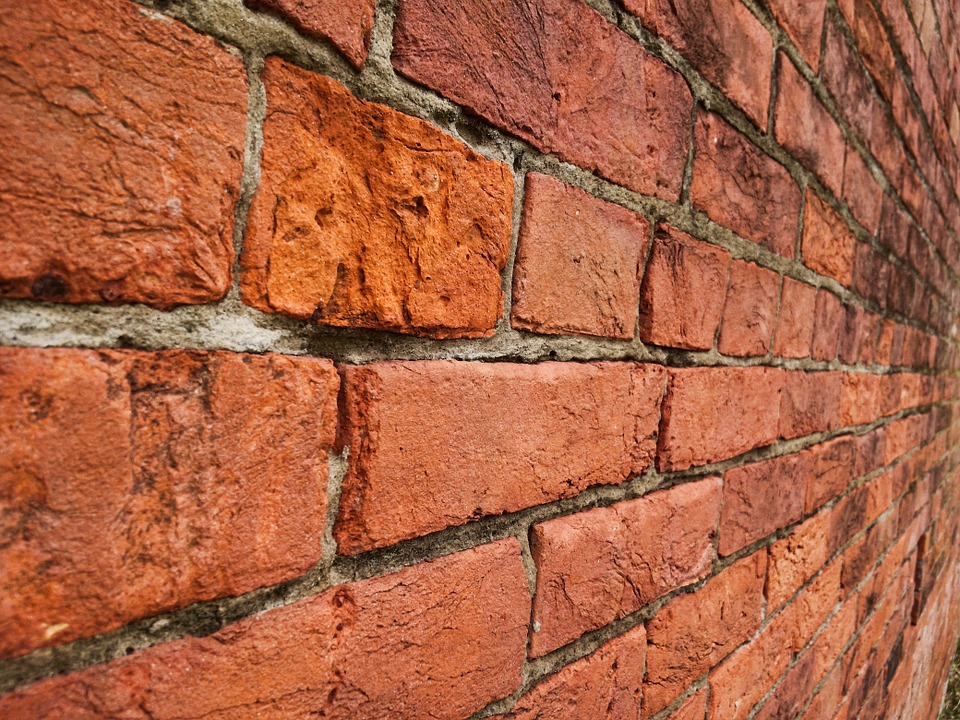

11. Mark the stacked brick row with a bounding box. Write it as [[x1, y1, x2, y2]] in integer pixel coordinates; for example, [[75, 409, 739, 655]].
[[1, 0, 960, 718]]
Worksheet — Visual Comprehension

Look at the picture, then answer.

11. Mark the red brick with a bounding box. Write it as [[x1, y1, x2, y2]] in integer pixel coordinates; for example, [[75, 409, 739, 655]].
[[511, 174, 648, 339], [843, 0, 898, 102], [241, 58, 512, 339], [774, 277, 817, 358], [802, 191, 857, 286], [638, 225, 730, 350], [810, 290, 843, 362], [644, 553, 767, 714], [841, 148, 883, 234], [779, 370, 842, 439], [691, 111, 800, 257], [669, 688, 709, 720], [0, 0, 246, 307], [877, 196, 914, 260], [839, 372, 881, 427], [804, 436, 856, 512], [837, 304, 872, 365], [529, 478, 721, 656], [801, 665, 844, 719], [719, 452, 807, 556], [718, 260, 780, 357], [775, 57, 845, 197], [0, 540, 530, 719], [0, 348, 338, 660], [659, 367, 784, 470], [853, 243, 891, 309], [623, 0, 773, 126], [710, 561, 840, 720], [767, 510, 832, 610], [244, 0, 374, 67], [768, 0, 828, 71], [393, 0, 692, 200], [500, 626, 646, 720], [335, 361, 666, 553]]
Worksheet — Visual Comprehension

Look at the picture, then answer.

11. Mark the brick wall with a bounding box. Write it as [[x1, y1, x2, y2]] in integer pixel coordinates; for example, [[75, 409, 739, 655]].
[[1, 0, 960, 717]]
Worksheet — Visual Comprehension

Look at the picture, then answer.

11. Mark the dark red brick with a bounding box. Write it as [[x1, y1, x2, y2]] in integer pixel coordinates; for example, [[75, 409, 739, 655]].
[[530, 478, 720, 656], [242, 58, 513, 338], [336, 361, 667, 553], [718, 260, 780, 357], [244, 0, 374, 67], [0, 540, 530, 719], [393, 0, 692, 200], [0, 0, 246, 307], [623, 0, 773, 126], [842, 148, 883, 234], [0, 348, 339, 659], [512, 174, 648, 339], [692, 111, 800, 257], [719, 452, 807, 556], [638, 225, 730, 350], [659, 367, 784, 470], [775, 57, 846, 197]]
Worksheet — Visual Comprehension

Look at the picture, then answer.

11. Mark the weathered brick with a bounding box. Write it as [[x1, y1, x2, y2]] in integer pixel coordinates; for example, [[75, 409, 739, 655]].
[[623, 0, 773, 126], [720, 452, 807, 556], [718, 260, 780, 357], [768, 0, 828, 71], [841, 148, 883, 234], [0, 540, 530, 720], [802, 191, 857, 286], [658, 367, 784, 470], [242, 58, 513, 338], [0, 348, 339, 659], [779, 370, 842, 439], [511, 174, 648, 339], [645, 553, 767, 714], [842, 0, 898, 102], [393, 0, 692, 200], [336, 361, 666, 553], [0, 0, 246, 307], [811, 289, 844, 361], [853, 243, 891, 309], [669, 688, 709, 720], [244, 0, 374, 67], [767, 510, 832, 610], [638, 225, 730, 350], [804, 436, 856, 512], [775, 57, 845, 196], [691, 111, 800, 257], [775, 277, 817, 358], [498, 626, 646, 720], [839, 372, 882, 427], [529, 478, 720, 656]]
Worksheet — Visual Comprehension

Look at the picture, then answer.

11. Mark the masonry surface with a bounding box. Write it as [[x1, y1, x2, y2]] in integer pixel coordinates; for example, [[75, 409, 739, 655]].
[[1, 0, 960, 718]]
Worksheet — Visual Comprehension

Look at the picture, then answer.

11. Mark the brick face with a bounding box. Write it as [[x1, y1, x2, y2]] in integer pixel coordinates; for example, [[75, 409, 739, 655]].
[[512, 174, 648, 339], [529, 478, 720, 656], [0, 540, 531, 720], [393, 0, 692, 200], [335, 361, 666, 554], [242, 57, 513, 338], [0, 347, 339, 659], [0, 0, 247, 307]]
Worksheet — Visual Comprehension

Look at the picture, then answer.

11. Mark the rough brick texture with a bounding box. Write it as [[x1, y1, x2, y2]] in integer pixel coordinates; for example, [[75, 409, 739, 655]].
[[335, 360, 666, 553], [0, 0, 247, 307], [3, 0, 960, 718], [393, 0, 692, 200], [242, 58, 513, 338], [0, 540, 530, 719], [0, 347, 339, 659], [512, 174, 648, 339]]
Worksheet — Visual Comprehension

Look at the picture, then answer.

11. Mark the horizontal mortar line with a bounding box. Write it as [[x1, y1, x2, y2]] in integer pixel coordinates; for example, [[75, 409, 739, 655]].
[[0, 297, 955, 374], [0, 398, 947, 693], [142, 0, 960, 326]]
